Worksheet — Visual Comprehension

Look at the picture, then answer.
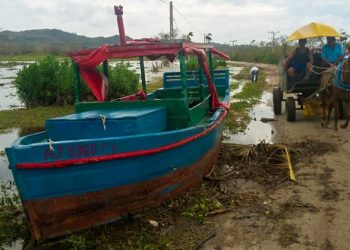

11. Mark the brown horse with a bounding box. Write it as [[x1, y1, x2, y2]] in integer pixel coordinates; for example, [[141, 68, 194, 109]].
[[332, 59, 350, 132], [319, 67, 335, 128]]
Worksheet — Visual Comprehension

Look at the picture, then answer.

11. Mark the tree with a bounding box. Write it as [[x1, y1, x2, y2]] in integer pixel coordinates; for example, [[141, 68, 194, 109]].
[[186, 32, 193, 42], [157, 28, 180, 41], [205, 33, 212, 44]]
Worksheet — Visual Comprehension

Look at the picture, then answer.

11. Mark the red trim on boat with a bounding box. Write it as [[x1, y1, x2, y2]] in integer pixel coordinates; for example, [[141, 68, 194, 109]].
[[16, 109, 228, 170]]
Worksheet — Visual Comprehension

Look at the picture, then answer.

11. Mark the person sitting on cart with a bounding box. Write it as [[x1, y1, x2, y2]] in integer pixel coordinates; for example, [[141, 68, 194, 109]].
[[321, 36, 344, 67], [283, 39, 313, 82]]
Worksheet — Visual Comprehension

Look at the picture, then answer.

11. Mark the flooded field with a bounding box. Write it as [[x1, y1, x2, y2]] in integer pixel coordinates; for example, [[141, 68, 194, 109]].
[[224, 90, 275, 144], [0, 129, 18, 182], [0, 63, 29, 110]]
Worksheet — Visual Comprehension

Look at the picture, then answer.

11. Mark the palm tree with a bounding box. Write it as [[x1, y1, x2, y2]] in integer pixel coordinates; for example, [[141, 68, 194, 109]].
[[186, 32, 193, 42], [205, 33, 212, 44]]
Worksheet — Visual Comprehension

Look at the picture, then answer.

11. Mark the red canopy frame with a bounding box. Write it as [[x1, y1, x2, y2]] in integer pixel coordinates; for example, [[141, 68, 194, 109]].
[[69, 42, 230, 109]]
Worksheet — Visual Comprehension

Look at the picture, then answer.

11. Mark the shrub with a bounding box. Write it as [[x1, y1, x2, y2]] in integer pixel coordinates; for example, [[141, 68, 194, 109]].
[[15, 57, 140, 107], [107, 62, 140, 99], [15, 56, 74, 107]]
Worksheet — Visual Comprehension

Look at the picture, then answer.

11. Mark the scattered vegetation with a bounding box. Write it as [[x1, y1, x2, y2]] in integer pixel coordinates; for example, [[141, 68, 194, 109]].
[[224, 66, 265, 133], [185, 56, 227, 71], [0, 54, 67, 62], [0, 181, 29, 247]]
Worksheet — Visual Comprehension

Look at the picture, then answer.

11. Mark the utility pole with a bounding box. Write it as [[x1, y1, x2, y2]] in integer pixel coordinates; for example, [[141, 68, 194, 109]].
[[230, 40, 237, 56], [170, 1, 174, 42], [230, 40, 237, 46], [204, 33, 206, 43], [268, 30, 279, 52]]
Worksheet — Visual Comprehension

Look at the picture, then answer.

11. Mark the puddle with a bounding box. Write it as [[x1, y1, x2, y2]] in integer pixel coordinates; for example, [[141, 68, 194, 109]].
[[229, 66, 243, 76], [0, 129, 19, 182], [224, 91, 275, 144]]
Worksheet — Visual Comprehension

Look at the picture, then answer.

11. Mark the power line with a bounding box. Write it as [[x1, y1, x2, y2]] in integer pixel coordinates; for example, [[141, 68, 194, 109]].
[[157, 0, 203, 38], [158, 0, 169, 6], [172, 5, 203, 35]]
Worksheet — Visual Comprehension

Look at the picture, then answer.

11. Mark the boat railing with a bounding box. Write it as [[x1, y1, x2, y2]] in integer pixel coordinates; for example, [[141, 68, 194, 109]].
[[163, 70, 229, 89]]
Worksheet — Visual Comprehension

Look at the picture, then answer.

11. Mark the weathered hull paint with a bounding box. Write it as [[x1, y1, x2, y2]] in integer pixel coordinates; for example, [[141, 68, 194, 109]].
[[6, 109, 227, 241], [25, 136, 222, 241]]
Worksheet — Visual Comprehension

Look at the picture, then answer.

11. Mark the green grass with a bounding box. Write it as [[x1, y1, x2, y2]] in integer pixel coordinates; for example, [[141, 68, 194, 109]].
[[147, 77, 163, 93], [225, 72, 265, 133], [0, 54, 68, 62], [0, 106, 74, 133], [233, 66, 250, 80]]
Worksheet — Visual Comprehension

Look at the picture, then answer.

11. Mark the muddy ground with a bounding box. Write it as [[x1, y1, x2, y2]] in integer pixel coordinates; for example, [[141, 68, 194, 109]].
[[200, 63, 350, 250]]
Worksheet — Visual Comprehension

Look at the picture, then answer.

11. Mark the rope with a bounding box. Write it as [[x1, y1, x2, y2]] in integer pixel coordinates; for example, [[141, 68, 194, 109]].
[[100, 113, 106, 130], [311, 63, 350, 73], [48, 139, 55, 151], [308, 67, 325, 75]]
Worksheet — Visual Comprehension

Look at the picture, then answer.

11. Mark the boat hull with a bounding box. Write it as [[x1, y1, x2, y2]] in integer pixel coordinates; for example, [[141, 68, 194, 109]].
[[24, 138, 221, 241], [7, 110, 226, 241]]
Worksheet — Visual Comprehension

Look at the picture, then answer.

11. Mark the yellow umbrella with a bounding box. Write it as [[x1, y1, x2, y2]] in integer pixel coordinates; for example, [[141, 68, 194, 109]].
[[287, 22, 345, 41]]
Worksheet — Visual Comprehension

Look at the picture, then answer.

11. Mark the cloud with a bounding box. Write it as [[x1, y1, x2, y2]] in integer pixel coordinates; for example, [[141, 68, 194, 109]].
[[0, 0, 348, 44]]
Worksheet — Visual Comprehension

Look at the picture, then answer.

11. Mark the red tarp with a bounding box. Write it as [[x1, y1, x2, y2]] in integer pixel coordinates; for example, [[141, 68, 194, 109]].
[[69, 43, 229, 110]]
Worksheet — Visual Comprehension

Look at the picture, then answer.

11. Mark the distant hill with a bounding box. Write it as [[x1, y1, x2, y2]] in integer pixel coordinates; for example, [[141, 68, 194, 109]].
[[0, 29, 130, 55]]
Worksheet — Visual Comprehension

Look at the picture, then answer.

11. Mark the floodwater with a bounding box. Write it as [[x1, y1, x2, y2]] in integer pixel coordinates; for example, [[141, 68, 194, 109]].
[[0, 129, 18, 182], [0, 63, 28, 110], [109, 60, 180, 83], [224, 90, 275, 144]]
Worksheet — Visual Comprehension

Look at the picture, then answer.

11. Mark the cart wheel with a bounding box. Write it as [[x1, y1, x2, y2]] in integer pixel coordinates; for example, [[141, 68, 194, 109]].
[[273, 87, 283, 115], [286, 97, 296, 122]]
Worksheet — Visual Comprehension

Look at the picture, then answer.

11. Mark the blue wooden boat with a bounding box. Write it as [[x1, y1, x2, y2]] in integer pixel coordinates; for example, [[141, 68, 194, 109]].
[[5, 5, 230, 241]]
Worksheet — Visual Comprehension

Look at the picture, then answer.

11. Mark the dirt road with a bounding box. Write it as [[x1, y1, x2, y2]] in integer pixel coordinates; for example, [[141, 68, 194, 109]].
[[201, 64, 350, 249]]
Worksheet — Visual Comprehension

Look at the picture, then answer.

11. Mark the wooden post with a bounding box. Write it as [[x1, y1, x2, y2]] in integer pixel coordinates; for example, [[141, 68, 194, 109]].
[[139, 56, 147, 94], [102, 60, 109, 99], [208, 50, 214, 80], [72, 61, 81, 104], [198, 57, 205, 101], [178, 52, 188, 102]]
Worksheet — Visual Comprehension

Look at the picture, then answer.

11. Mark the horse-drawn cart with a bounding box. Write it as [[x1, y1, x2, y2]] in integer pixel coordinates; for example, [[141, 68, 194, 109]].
[[273, 22, 345, 121]]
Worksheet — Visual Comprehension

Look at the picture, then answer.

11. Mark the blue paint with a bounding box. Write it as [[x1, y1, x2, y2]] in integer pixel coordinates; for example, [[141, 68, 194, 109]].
[[5, 69, 229, 204], [7, 113, 224, 201], [163, 70, 229, 89], [46, 107, 167, 140]]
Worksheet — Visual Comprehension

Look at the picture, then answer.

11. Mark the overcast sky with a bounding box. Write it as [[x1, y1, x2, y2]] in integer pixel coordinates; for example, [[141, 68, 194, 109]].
[[1, 0, 349, 44]]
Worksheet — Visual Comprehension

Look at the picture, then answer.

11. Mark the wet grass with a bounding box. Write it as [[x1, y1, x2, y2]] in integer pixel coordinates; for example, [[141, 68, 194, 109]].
[[0, 106, 74, 133], [147, 77, 163, 93], [225, 68, 265, 133], [0, 54, 67, 62], [0, 181, 30, 247]]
